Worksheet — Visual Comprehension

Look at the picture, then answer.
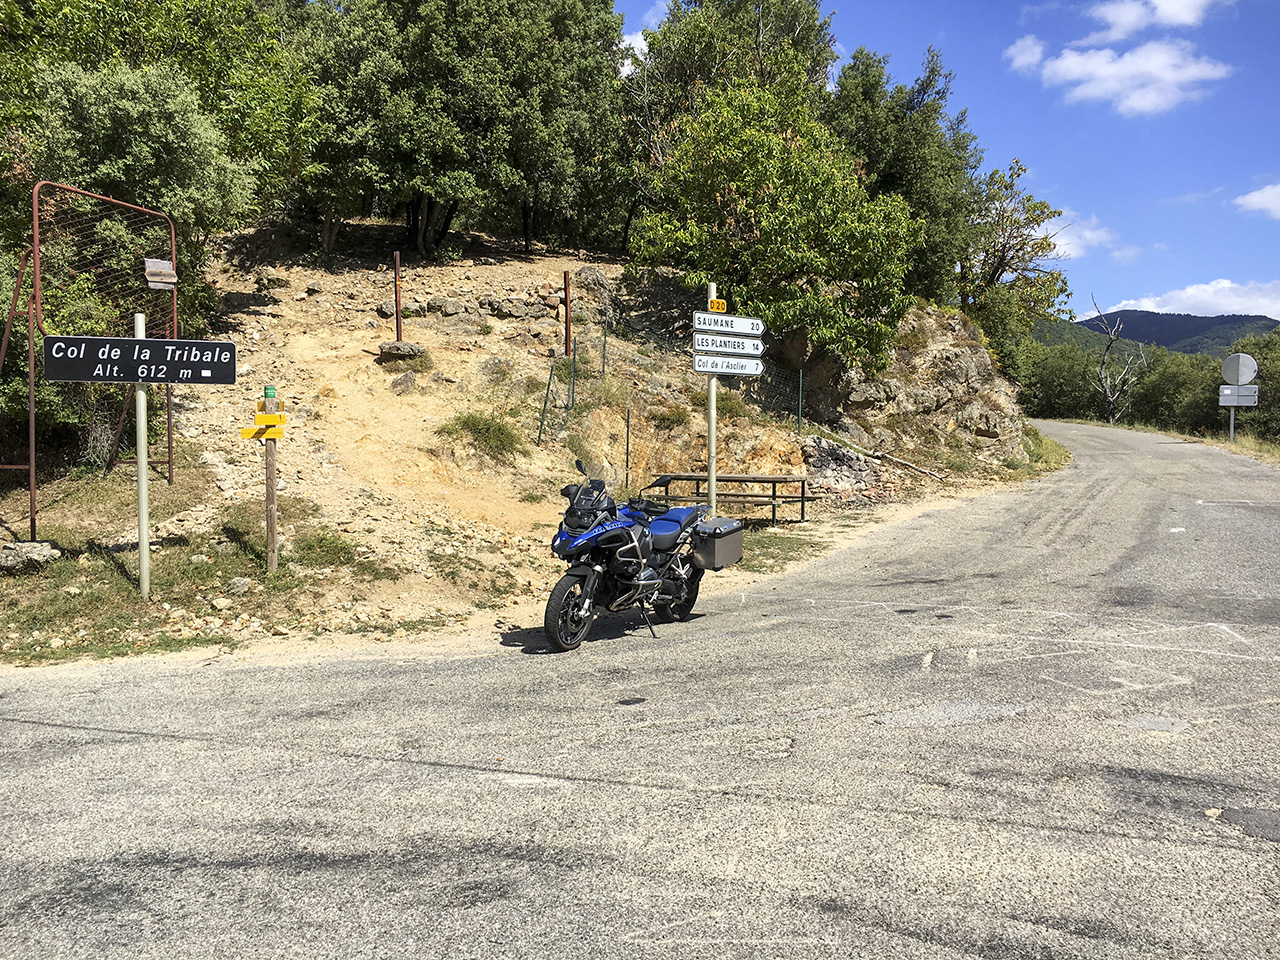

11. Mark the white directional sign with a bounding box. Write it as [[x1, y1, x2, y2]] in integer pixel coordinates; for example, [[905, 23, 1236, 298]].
[[1220, 384, 1259, 407], [694, 354, 764, 376], [693, 332, 764, 357], [692, 311, 765, 337]]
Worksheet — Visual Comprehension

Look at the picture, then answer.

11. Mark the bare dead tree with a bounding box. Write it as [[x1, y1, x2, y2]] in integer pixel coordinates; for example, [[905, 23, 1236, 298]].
[[1089, 297, 1146, 423]]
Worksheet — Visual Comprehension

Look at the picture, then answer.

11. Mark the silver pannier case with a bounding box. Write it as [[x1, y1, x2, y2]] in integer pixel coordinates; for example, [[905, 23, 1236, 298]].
[[691, 516, 744, 570]]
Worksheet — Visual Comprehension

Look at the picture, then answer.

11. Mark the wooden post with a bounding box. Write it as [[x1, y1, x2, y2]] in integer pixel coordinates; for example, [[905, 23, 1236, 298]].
[[264, 384, 278, 573], [394, 251, 403, 342]]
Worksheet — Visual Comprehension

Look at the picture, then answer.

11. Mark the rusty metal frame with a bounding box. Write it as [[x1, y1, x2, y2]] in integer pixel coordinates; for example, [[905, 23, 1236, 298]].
[[0, 182, 181, 540]]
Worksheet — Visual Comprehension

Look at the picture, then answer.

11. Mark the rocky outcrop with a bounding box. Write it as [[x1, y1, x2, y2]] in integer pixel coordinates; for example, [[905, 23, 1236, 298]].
[[786, 306, 1027, 464]]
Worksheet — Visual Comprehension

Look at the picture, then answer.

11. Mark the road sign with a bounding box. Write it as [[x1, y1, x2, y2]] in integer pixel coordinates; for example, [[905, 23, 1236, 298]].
[[144, 258, 177, 291], [693, 332, 764, 357], [241, 426, 284, 440], [692, 311, 765, 337], [254, 413, 288, 426], [43, 336, 236, 385], [1222, 353, 1258, 386], [1219, 384, 1259, 407], [694, 354, 764, 377], [707, 298, 727, 313]]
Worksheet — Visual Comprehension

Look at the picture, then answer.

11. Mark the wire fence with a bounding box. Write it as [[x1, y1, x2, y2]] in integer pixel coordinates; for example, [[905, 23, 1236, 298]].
[[517, 315, 807, 497], [31, 182, 178, 339]]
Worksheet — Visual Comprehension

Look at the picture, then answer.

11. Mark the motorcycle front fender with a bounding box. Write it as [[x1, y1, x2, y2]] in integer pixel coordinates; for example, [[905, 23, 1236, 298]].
[[567, 563, 602, 596]]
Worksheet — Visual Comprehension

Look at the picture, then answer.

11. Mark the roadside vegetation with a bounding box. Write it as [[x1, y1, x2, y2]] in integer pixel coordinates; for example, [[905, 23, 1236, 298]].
[[0, 451, 400, 666], [3, 0, 1074, 469]]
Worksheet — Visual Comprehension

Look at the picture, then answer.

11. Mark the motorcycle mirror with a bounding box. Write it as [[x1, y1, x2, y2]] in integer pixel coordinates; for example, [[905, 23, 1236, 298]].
[[575, 459, 587, 476]]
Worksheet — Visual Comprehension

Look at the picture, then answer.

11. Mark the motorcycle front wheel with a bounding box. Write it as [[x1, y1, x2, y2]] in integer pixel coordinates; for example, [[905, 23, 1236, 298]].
[[544, 572, 595, 651]]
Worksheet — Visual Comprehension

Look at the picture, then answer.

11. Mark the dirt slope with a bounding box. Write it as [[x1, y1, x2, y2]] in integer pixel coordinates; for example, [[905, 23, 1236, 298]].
[[3, 229, 1037, 660]]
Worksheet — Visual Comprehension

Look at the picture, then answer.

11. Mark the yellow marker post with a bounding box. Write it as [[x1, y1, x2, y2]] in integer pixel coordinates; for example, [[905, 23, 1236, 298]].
[[254, 413, 288, 427], [708, 298, 727, 313]]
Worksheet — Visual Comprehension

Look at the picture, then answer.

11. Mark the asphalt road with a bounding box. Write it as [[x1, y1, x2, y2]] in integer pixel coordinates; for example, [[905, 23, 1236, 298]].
[[2, 421, 1278, 959]]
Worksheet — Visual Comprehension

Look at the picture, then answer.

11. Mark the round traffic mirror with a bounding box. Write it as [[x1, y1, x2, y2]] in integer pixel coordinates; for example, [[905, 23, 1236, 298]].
[[1222, 353, 1258, 386]]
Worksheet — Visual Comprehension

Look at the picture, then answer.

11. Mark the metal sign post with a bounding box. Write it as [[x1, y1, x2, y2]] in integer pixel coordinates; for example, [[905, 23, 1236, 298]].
[[707, 284, 717, 515], [693, 293, 765, 516], [134, 314, 150, 599]]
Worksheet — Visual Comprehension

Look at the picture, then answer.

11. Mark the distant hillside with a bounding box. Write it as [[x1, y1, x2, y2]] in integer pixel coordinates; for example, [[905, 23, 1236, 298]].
[[1067, 310, 1279, 357], [1034, 317, 1146, 356]]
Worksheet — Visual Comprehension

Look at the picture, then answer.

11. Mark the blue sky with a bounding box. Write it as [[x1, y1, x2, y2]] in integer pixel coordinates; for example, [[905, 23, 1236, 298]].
[[615, 0, 1280, 321]]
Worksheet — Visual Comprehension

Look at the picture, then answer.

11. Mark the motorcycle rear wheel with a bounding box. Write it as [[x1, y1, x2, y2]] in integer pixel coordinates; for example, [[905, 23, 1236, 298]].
[[544, 572, 595, 651], [653, 567, 703, 623]]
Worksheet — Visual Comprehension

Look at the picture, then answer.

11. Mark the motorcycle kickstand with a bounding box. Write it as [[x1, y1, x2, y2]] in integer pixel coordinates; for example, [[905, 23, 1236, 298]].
[[640, 604, 658, 639]]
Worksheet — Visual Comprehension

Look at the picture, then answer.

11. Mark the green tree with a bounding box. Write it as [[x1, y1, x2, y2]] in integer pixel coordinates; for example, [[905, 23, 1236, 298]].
[[25, 62, 257, 322], [623, 0, 835, 246], [482, 0, 627, 250], [1020, 341, 1102, 420], [823, 47, 983, 304], [1128, 348, 1221, 434], [634, 79, 920, 372], [961, 159, 1070, 374], [2, 0, 313, 200]]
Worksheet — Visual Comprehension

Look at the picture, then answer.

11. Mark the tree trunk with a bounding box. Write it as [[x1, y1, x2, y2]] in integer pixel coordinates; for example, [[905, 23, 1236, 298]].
[[435, 199, 459, 251], [321, 212, 341, 254], [416, 196, 437, 257], [521, 199, 533, 253], [405, 192, 422, 245], [621, 196, 641, 251]]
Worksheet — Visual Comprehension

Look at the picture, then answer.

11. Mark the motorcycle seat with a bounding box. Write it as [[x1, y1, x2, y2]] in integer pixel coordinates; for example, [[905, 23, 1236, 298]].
[[648, 506, 704, 551]]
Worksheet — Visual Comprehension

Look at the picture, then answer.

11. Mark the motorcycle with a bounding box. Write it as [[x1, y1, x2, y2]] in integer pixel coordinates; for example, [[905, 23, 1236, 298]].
[[544, 460, 743, 651]]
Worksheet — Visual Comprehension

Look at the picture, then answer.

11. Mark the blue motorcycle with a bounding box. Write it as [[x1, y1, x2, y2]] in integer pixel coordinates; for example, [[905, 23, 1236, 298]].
[[545, 461, 743, 651]]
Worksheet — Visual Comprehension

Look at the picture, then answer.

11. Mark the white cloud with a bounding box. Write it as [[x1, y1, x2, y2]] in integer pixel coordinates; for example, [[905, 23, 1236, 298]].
[[1047, 211, 1119, 259], [1169, 186, 1224, 203], [1234, 183, 1280, 219], [1039, 39, 1231, 115], [639, 0, 666, 28], [1078, 1, 1156, 44], [1077, 0, 1230, 45], [622, 30, 648, 62], [621, 1, 666, 72], [1019, 3, 1062, 25], [1009, 0, 1233, 114], [1048, 209, 1144, 264], [1108, 279, 1280, 318], [1004, 35, 1046, 73]]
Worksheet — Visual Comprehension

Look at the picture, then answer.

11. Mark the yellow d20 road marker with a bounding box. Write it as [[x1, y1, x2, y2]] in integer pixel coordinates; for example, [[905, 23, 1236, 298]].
[[254, 412, 288, 426], [241, 426, 284, 440], [707, 298, 727, 313]]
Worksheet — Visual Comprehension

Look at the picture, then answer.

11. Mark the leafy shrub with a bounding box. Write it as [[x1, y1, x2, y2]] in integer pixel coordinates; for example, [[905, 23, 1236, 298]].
[[648, 406, 690, 431], [690, 389, 749, 419], [437, 411, 528, 462], [554, 347, 596, 383], [289, 529, 357, 567]]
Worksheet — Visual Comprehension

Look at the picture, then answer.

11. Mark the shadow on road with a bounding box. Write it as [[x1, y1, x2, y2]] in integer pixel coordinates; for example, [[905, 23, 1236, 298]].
[[498, 609, 659, 655]]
